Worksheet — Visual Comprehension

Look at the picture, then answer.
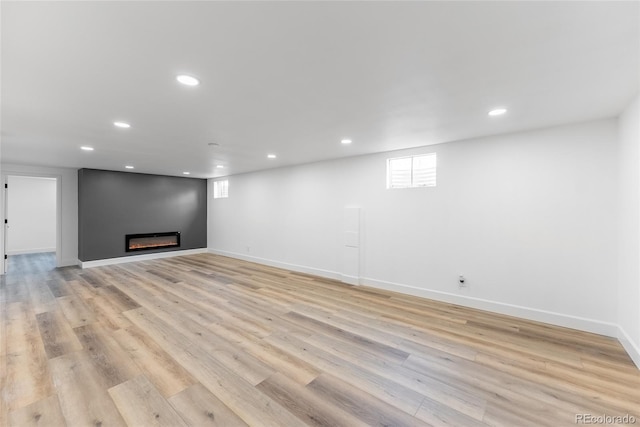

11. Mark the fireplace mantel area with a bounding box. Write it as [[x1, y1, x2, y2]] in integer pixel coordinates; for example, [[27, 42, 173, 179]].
[[78, 169, 207, 266]]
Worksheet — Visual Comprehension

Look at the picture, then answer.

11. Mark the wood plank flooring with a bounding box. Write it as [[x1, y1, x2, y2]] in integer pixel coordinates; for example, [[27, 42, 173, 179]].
[[1, 252, 639, 426]]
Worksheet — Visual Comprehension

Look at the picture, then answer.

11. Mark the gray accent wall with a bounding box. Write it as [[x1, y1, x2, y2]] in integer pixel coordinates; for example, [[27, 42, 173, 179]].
[[78, 169, 207, 261]]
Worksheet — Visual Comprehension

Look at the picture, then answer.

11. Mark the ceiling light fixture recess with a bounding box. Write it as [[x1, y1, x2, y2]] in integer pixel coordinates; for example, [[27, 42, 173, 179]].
[[341, 139, 352, 144], [176, 75, 200, 86], [488, 108, 507, 116], [267, 154, 277, 159], [80, 146, 94, 151], [216, 165, 224, 169], [125, 165, 134, 169], [183, 172, 191, 175], [114, 121, 131, 128]]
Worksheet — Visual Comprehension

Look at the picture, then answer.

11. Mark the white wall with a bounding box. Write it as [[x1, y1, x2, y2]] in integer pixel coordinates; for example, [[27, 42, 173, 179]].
[[617, 94, 640, 367], [209, 119, 619, 336], [1, 164, 78, 267], [6, 176, 57, 255]]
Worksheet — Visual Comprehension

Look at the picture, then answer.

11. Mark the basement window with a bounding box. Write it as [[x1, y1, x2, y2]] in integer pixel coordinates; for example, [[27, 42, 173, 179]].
[[387, 153, 437, 189], [213, 180, 229, 198]]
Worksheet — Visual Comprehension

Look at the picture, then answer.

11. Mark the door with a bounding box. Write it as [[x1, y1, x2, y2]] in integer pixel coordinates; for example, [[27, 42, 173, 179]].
[[4, 175, 59, 273]]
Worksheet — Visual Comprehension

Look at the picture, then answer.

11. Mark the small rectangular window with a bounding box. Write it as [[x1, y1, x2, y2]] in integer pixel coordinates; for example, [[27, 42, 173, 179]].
[[387, 153, 436, 189], [213, 180, 228, 198]]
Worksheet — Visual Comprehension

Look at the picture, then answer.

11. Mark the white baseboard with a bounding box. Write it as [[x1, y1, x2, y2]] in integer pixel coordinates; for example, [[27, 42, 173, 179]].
[[79, 248, 208, 269], [617, 327, 640, 369], [207, 248, 619, 338], [208, 249, 636, 368], [7, 248, 56, 255], [362, 276, 619, 338], [207, 248, 344, 282], [340, 274, 360, 285]]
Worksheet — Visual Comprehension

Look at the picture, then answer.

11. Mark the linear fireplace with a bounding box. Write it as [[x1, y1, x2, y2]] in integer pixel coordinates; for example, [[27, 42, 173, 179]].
[[126, 232, 181, 252]]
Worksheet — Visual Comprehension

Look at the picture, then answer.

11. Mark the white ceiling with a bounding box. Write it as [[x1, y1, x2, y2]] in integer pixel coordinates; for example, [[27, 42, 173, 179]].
[[2, 1, 638, 178]]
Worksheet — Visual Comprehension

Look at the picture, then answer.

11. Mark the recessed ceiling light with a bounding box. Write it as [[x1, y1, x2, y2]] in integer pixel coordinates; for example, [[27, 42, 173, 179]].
[[183, 172, 191, 175], [125, 165, 134, 169], [176, 75, 200, 86], [267, 154, 277, 159], [114, 121, 131, 128], [488, 108, 507, 116], [80, 146, 94, 151], [341, 139, 352, 144], [216, 165, 225, 169]]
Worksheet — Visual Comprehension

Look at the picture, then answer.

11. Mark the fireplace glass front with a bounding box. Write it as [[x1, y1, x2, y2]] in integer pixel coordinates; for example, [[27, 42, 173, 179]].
[[126, 232, 180, 252]]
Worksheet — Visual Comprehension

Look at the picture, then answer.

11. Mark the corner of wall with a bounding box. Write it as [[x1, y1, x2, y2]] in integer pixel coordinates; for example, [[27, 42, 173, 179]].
[[618, 326, 640, 369], [617, 93, 640, 369]]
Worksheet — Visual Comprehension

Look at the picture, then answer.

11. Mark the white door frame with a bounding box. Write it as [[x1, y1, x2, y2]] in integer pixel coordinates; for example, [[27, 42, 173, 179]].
[[2, 173, 62, 274]]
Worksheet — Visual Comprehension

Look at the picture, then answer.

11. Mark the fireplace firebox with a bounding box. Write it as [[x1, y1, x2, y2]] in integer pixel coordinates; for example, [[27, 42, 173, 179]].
[[126, 232, 180, 252]]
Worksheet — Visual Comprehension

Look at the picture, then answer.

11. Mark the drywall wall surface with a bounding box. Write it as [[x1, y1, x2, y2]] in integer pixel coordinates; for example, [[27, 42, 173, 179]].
[[209, 119, 619, 332], [6, 176, 56, 254], [1, 163, 78, 267], [618, 93, 640, 365], [78, 169, 207, 261]]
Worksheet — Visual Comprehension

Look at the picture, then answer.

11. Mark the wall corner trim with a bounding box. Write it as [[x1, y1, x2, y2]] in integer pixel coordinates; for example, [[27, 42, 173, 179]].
[[617, 326, 640, 370], [78, 248, 207, 269]]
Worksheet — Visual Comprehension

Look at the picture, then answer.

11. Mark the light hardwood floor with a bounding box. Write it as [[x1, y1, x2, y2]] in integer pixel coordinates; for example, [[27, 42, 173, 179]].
[[1, 252, 639, 426]]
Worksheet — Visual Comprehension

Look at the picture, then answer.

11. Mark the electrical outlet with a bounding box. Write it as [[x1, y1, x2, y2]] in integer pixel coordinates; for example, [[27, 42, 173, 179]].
[[458, 275, 467, 288]]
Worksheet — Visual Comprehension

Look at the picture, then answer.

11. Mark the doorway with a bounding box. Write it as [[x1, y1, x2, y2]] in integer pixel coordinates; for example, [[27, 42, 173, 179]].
[[3, 175, 59, 274]]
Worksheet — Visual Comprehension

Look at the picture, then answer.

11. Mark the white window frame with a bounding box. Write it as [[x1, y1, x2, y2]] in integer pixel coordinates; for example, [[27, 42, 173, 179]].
[[386, 153, 436, 189], [213, 179, 229, 199]]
